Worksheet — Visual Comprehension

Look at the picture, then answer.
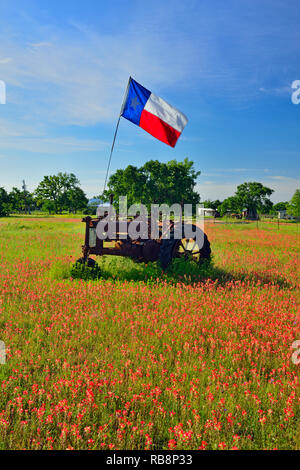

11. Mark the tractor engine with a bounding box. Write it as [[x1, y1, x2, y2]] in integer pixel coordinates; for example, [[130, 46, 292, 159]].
[[116, 239, 161, 262]]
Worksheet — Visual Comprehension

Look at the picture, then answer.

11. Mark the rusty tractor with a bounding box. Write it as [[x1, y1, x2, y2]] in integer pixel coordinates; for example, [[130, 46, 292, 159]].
[[78, 198, 211, 271]]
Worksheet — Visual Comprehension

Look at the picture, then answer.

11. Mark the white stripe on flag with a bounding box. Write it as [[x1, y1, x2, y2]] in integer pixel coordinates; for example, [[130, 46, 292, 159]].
[[144, 93, 188, 133]]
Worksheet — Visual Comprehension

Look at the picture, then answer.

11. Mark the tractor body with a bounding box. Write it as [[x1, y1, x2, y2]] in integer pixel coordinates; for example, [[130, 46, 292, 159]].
[[80, 207, 211, 270]]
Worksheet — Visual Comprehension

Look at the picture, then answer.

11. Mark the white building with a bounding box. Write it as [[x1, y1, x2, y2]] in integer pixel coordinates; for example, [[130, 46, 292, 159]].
[[278, 210, 293, 220], [197, 207, 216, 217]]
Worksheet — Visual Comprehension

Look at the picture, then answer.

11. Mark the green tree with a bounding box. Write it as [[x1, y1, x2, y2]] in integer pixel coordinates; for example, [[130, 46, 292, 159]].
[[219, 196, 241, 216], [260, 199, 273, 214], [67, 187, 88, 213], [0, 187, 10, 217], [9, 187, 23, 213], [202, 199, 222, 210], [102, 158, 201, 209], [104, 165, 147, 209], [235, 182, 274, 216], [35, 172, 87, 214], [9, 187, 35, 214], [288, 189, 300, 217], [42, 200, 56, 215], [272, 201, 289, 212]]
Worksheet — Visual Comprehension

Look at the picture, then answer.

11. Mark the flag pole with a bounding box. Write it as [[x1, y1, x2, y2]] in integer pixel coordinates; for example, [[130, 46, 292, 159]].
[[102, 116, 121, 197], [102, 77, 132, 198]]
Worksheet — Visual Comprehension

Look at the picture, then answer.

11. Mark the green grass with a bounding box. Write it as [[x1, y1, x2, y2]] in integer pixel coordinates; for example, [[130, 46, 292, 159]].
[[0, 216, 298, 450]]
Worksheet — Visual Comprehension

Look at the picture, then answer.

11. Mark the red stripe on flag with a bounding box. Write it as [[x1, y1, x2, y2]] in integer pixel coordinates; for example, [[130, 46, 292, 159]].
[[139, 109, 181, 147]]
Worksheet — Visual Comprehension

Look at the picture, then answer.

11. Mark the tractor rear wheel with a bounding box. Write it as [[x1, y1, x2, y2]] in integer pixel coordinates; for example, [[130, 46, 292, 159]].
[[159, 224, 211, 270]]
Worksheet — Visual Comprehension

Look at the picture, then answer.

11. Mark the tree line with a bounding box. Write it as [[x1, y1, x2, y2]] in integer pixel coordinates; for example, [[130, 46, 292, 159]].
[[0, 172, 89, 216], [103, 159, 300, 218], [202, 185, 300, 218], [0, 160, 299, 217]]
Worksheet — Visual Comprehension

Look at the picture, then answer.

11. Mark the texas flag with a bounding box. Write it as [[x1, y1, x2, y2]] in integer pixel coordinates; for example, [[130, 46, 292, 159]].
[[121, 77, 188, 148]]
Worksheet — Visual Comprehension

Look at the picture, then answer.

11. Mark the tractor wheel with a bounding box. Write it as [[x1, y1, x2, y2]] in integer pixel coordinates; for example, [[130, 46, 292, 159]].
[[159, 224, 211, 270], [75, 257, 96, 268], [159, 238, 177, 270]]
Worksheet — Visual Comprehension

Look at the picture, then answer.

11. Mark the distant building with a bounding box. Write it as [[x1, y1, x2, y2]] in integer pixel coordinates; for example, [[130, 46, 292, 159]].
[[88, 198, 101, 206], [96, 200, 111, 217], [197, 207, 216, 217], [278, 210, 286, 219], [242, 208, 259, 220], [242, 208, 248, 218], [278, 210, 294, 220]]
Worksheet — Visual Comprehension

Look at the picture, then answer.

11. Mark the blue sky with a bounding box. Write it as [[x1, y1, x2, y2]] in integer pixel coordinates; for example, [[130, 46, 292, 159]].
[[0, 0, 299, 202]]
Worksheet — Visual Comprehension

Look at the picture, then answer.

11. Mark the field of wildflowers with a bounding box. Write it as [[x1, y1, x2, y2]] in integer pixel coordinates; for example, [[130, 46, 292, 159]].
[[0, 218, 299, 450]]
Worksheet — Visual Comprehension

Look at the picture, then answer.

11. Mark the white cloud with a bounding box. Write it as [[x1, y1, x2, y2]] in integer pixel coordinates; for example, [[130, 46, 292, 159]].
[[202, 168, 270, 176], [0, 117, 107, 153], [258, 85, 292, 96], [268, 175, 298, 181], [0, 135, 107, 154], [0, 1, 299, 202], [1, 1, 298, 128], [28, 42, 52, 48], [0, 118, 43, 137], [197, 175, 300, 203], [0, 20, 195, 126], [265, 177, 300, 202], [197, 182, 237, 201], [0, 58, 12, 64]]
